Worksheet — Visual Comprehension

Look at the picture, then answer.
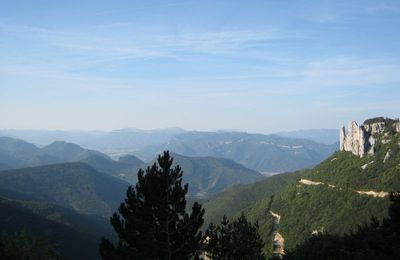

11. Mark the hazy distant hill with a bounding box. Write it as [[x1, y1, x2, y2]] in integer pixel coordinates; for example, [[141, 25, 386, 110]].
[[171, 153, 264, 198], [276, 129, 339, 145], [0, 127, 187, 154], [0, 137, 264, 198], [135, 131, 338, 173], [31, 141, 109, 165], [0, 136, 40, 168], [0, 137, 144, 181], [0, 162, 128, 216], [119, 153, 264, 198]]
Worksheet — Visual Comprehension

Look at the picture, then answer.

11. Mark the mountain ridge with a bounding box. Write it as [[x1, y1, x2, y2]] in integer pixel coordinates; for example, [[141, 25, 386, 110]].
[[135, 131, 337, 173]]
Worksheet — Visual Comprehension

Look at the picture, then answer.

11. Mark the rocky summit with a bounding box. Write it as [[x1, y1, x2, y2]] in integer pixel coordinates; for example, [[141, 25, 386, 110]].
[[339, 117, 400, 157]]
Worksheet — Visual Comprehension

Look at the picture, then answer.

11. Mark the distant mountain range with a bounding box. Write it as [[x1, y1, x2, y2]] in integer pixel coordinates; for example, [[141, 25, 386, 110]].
[[135, 131, 338, 173], [162, 153, 264, 198], [0, 128, 338, 172], [276, 129, 338, 145], [0, 127, 187, 156], [0, 144, 263, 257], [0, 137, 144, 182], [0, 136, 264, 198]]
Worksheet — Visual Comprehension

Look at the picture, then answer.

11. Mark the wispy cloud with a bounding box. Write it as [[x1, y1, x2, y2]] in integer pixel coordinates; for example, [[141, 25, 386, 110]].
[[367, 3, 400, 13], [0, 22, 304, 61]]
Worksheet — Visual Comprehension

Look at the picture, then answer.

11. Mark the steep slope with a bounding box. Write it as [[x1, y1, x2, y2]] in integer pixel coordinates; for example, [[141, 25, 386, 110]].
[[172, 153, 265, 198], [79, 153, 144, 182], [32, 141, 107, 163], [118, 154, 144, 165], [0, 162, 129, 216], [240, 118, 400, 257], [0, 196, 115, 259], [0, 136, 40, 168], [203, 171, 302, 226], [136, 131, 337, 173], [139, 153, 265, 198]]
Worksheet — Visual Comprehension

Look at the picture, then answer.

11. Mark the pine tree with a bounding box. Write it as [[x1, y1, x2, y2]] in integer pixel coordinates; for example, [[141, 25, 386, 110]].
[[99, 151, 205, 260], [205, 213, 265, 260]]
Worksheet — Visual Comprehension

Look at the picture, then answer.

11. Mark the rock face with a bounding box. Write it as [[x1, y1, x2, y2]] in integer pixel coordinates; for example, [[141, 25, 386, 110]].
[[383, 149, 392, 163], [340, 121, 368, 157], [396, 122, 400, 133], [339, 117, 399, 157]]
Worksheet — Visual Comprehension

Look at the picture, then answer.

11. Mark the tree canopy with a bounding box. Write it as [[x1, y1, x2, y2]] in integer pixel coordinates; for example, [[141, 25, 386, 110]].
[[99, 151, 205, 260], [205, 214, 265, 260]]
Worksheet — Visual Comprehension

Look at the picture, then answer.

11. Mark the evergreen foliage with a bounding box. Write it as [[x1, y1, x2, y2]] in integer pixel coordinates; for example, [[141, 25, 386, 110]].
[[236, 130, 400, 256], [203, 171, 302, 227], [143, 153, 264, 198], [0, 229, 60, 260], [205, 214, 265, 260], [0, 162, 128, 216], [283, 193, 400, 259], [99, 151, 205, 260], [0, 197, 105, 259]]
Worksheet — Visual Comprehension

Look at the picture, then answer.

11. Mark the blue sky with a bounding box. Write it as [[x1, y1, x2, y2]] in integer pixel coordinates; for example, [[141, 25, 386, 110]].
[[0, 0, 399, 133]]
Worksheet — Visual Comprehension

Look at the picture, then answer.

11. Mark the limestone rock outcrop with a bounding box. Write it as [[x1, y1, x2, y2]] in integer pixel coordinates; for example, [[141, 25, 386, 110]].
[[339, 117, 399, 157], [396, 122, 400, 133], [383, 149, 392, 163], [339, 121, 368, 157]]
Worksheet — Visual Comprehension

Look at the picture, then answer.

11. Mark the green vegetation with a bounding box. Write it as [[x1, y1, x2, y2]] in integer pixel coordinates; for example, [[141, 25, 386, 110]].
[[0, 137, 265, 199], [283, 194, 400, 259], [0, 229, 60, 260], [0, 198, 102, 259], [237, 127, 400, 257], [0, 162, 129, 216], [205, 214, 265, 260], [304, 133, 400, 191], [130, 152, 265, 198], [363, 116, 398, 125], [203, 171, 302, 226], [271, 184, 390, 249], [1, 118, 399, 259], [100, 151, 205, 260], [363, 117, 399, 135], [171, 153, 264, 198], [0, 162, 129, 259]]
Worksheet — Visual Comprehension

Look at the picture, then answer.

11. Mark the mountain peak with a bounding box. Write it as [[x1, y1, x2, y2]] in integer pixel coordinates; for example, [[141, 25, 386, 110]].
[[339, 117, 400, 157]]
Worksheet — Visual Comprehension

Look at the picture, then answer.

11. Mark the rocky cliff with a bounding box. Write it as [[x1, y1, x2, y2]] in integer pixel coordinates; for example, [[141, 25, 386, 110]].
[[339, 117, 400, 157]]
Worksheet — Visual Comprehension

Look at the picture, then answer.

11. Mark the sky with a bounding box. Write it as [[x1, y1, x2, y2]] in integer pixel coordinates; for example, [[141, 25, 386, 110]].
[[0, 0, 399, 133]]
